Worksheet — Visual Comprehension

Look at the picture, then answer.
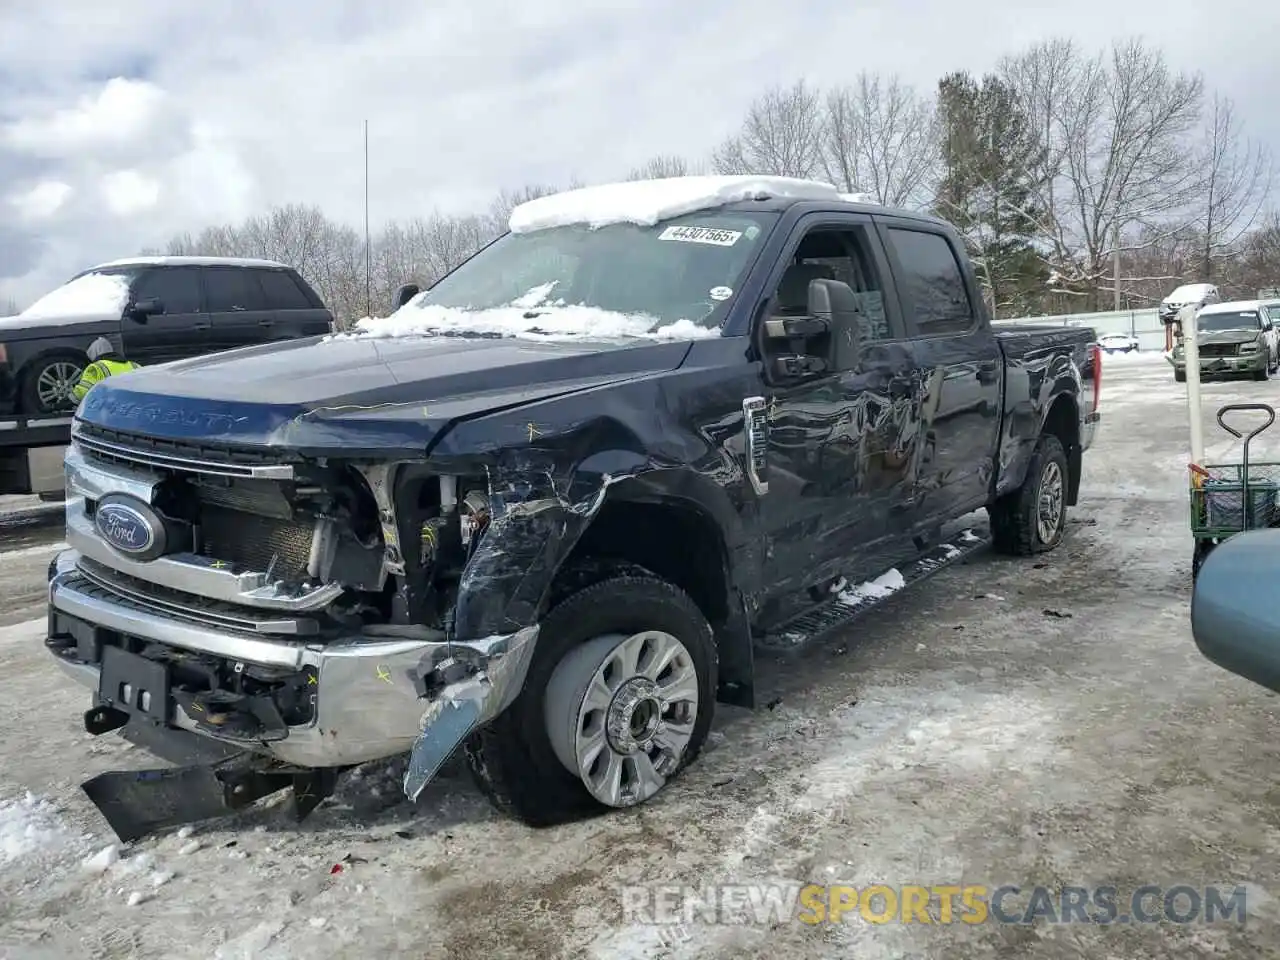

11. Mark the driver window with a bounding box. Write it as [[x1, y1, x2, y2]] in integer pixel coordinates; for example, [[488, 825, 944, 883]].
[[771, 228, 890, 342]]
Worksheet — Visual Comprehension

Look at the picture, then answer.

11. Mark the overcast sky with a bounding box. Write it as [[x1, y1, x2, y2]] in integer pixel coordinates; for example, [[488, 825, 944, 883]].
[[1, 0, 1274, 309]]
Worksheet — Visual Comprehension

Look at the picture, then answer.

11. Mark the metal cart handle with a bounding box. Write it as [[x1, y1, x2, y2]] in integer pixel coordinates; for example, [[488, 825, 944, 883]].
[[1217, 404, 1276, 441]]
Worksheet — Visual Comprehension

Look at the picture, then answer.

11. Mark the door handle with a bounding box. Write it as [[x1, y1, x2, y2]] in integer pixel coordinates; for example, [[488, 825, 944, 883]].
[[192, 322, 210, 330], [258, 319, 274, 326]]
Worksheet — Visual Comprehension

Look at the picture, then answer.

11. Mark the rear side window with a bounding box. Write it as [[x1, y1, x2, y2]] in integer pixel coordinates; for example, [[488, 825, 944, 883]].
[[204, 267, 269, 312], [131, 267, 201, 314], [257, 270, 313, 310], [886, 228, 974, 336]]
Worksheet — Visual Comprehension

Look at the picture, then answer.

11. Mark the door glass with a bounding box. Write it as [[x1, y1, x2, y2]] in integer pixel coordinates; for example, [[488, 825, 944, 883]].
[[775, 228, 892, 343], [131, 267, 201, 314], [885, 228, 974, 336], [204, 268, 269, 312], [257, 270, 313, 310]]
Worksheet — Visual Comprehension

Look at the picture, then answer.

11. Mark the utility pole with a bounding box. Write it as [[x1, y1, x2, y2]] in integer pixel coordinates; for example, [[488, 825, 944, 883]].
[[1113, 223, 1121, 312], [364, 120, 371, 320]]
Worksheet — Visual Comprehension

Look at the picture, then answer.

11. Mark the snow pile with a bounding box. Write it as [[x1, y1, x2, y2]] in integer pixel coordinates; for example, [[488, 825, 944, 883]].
[[0, 792, 73, 865], [831, 568, 907, 608], [348, 282, 720, 343], [9, 273, 130, 323], [508, 175, 840, 233]]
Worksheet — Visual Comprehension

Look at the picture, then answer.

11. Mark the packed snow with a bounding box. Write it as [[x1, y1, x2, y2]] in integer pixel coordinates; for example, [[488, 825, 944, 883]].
[[3, 273, 130, 326], [0, 792, 75, 865], [507, 175, 841, 233], [827, 568, 907, 608], [348, 282, 720, 342]]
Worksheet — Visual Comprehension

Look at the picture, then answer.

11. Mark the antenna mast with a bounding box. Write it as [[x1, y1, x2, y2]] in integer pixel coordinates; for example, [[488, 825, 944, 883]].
[[364, 119, 371, 319]]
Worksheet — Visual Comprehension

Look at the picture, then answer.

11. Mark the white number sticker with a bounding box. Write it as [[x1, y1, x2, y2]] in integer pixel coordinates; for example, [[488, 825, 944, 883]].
[[659, 225, 743, 246]]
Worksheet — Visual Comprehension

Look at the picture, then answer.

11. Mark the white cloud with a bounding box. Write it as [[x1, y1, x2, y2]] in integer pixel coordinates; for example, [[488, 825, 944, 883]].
[[4, 77, 166, 155], [7, 181, 73, 221], [0, 0, 1276, 310], [100, 170, 161, 216]]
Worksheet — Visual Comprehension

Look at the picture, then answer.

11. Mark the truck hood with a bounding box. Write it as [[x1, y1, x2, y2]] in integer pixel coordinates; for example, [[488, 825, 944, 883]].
[[75, 332, 695, 455], [1195, 329, 1260, 345]]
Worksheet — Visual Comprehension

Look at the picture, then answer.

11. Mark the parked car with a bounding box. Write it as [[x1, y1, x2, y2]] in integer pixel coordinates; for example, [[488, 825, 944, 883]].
[[44, 177, 1101, 840], [1098, 333, 1139, 354], [1168, 300, 1280, 382], [0, 256, 334, 416], [1160, 282, 1220, 328]]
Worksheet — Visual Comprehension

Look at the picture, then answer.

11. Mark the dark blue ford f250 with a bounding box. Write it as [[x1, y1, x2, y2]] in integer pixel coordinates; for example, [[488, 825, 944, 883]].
[[44, 176, 1101, 840]]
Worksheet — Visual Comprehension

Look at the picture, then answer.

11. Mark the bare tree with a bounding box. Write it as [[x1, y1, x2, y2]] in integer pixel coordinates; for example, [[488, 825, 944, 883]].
[[1193, 93, 1272, 279], [2, 297, 18, 316], [625, 155, 695, 180], [821, 73, 938, 207], [711, 80, 825, 179], [1001, 37, 1205, 308]]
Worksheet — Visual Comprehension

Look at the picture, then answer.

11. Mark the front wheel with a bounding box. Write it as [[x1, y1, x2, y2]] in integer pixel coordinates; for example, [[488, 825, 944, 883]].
[[989, 433, 1070, 556], [1175, 370, 1187, 383], [464, 572, 717, 827]]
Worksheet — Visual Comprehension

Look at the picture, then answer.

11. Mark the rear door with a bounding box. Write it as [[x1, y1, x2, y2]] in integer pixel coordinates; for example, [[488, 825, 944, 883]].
[[203, 267, 275, 351], [875, 219, 1002, 528], [255, 268, 332, 338], [120, 266, 208, 363]]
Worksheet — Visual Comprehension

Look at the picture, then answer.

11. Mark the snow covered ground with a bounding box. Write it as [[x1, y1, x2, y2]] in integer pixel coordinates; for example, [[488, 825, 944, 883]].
[[4, 352, 1280, 958]]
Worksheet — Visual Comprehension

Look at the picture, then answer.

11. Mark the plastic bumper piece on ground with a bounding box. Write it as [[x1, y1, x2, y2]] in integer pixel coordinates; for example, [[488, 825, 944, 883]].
[[46, 548, 540, 775]]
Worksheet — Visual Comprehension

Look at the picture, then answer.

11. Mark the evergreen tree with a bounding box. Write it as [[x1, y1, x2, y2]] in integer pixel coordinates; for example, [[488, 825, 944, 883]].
[[935, 71, 1047, 318]]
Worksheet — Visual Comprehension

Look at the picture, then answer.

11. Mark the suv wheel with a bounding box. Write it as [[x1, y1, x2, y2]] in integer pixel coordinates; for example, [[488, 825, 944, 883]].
[[21, 354, 84, 414]]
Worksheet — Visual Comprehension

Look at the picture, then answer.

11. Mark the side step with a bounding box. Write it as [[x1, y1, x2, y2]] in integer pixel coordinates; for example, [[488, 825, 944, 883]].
[[755, 526, 989, 654]]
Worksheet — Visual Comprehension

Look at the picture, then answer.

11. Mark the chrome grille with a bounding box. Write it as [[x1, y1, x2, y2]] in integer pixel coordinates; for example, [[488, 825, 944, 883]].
[[1199, 343, 1240, 358], [73, 422, 294, 480], [73, 559, 318, 636]]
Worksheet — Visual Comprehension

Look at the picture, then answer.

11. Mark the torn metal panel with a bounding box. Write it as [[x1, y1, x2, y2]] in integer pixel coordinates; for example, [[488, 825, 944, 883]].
[[403, 624, 539, 801]]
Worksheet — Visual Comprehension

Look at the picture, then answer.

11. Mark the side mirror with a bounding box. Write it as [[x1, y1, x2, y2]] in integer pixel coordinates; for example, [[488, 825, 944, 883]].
[[1192, 530, 1280, 694], [131, 298, 161, 318], [808, 278, 862, 371], [394, 283, 420, 311]]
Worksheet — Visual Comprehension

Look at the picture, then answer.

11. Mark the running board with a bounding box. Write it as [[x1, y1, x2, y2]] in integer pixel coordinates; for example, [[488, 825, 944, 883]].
[[755, 527, 989, 654]]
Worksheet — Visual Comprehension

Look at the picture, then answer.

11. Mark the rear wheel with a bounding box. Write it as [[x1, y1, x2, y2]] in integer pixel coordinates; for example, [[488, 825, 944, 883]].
[[20, 354, 85, 414], [989, 433, 1070, 556], [464, 572, 717, 826]]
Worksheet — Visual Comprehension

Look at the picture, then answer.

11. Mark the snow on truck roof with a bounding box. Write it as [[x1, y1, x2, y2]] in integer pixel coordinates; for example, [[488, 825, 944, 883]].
[[507, 175, 875, 233], [1200, 300, 1278, 315]]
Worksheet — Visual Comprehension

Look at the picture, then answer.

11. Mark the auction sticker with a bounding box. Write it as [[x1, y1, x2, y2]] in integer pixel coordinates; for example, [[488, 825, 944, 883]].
[[659, 225, 742, 246], [709, 286, 734, 301]]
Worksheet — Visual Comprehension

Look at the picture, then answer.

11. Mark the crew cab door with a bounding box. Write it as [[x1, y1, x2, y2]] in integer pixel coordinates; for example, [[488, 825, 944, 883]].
[[750, 213, 918, 597], [256, 268, 333, 338], [120, 266, 209, 363], [202, 267, 276, 352], [875, 219, 1002, 527]]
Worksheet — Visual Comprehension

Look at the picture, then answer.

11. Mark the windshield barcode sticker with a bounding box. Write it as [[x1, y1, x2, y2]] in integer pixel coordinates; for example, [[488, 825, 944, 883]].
[[659, 226, 743, 246]]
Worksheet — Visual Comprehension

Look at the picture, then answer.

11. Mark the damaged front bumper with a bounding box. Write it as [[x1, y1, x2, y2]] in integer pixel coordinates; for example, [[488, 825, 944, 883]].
[[45, 548, 538, 801]]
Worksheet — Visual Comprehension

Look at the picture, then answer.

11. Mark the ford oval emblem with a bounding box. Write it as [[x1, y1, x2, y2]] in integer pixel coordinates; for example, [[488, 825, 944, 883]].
[[95, 495, 166, 560]]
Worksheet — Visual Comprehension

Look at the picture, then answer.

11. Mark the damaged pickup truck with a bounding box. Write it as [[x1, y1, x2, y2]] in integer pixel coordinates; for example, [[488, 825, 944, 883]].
[[45, 176, 1102, 840]]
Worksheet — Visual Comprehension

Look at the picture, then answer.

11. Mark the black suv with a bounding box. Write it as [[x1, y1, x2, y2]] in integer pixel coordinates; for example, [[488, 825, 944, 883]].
[[0, 256, 334, 414]]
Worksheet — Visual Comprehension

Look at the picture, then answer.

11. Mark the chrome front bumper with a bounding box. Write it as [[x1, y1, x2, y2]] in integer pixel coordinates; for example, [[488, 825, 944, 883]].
[[47, 549, 539, 779]]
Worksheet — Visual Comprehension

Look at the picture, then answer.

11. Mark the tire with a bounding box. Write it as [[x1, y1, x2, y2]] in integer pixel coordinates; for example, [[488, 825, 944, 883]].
[[988, 433, 1070, 556], [1175, 370, 1186, 383], [464, 572, 718, 827], [1255, 367, 1269, 381], [20, 354, 85, 414]]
